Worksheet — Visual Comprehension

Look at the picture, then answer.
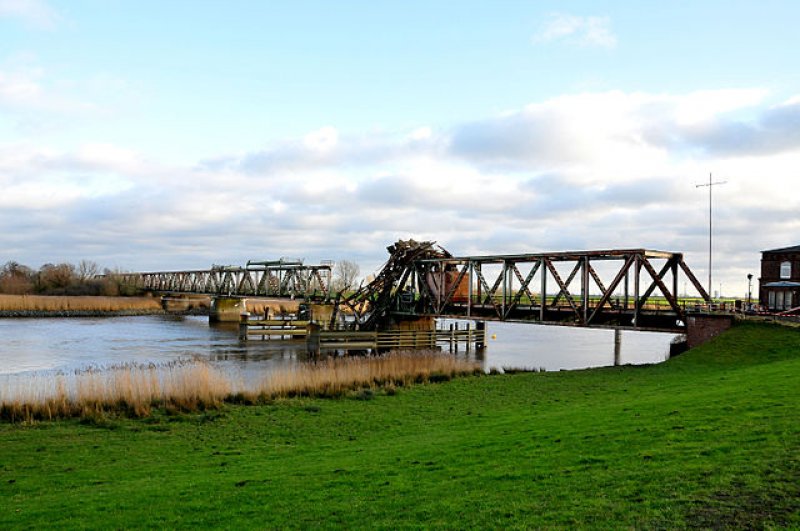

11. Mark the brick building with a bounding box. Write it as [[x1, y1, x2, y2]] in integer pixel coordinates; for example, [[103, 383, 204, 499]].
[[759, 245, 800, 311]]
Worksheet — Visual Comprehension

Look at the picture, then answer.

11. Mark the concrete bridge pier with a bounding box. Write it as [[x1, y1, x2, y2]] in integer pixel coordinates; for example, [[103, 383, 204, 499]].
[[210, 296, 248, 323]]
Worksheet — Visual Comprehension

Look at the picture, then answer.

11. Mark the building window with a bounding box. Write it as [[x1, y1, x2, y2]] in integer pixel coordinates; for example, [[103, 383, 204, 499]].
[[787, 292, 794, 309], [769, 291, 776, 308], [780, 261, 792, 279]]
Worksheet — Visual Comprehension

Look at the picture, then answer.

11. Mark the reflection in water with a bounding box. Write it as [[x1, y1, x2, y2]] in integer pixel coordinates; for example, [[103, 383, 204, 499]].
[[0, 316, 678, 379]]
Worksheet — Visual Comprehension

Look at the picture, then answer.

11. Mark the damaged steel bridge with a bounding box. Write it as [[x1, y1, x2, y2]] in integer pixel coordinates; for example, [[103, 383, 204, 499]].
[[338, 241, 712, 333], [117, 240, 713, 334]]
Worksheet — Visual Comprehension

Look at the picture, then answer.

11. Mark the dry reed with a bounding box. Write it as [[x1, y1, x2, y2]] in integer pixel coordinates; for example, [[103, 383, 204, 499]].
[[0, 361, 233, 421], [0, 294, 163, 312], [0, 353, 481, 422]]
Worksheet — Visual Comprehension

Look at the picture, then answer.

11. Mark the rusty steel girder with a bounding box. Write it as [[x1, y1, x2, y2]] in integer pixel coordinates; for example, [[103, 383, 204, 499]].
[[339, 242, 711, 332], [116, 259, 333, 299]]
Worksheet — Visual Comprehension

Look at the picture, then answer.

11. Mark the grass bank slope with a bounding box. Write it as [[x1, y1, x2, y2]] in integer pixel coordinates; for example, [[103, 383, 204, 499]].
[[1, 321, 799, 528]]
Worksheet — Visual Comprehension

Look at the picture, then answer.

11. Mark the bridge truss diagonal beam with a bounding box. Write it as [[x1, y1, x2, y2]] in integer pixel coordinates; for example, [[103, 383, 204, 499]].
[[341, 242, 712, 333]]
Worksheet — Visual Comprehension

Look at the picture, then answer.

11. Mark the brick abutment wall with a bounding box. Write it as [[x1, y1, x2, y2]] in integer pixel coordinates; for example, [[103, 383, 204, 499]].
[[686, 314, 735, 349]]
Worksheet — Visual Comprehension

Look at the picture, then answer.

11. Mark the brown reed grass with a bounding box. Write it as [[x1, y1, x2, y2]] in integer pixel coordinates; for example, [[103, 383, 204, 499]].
[[0, 294, 311, 315], [0, 294, 163, 312], [0, 353, 482, 422], [0, 361, 233, 422]]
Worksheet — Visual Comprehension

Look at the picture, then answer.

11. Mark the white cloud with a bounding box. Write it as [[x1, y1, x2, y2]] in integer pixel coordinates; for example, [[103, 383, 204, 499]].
[[2, 89, 799, 293], [0, 67, 44, 104], [672, 89, 767, 125], [534, 13, 617, 48], [303, 126, 339, 153], [0, 0, 60, 29], [0, 61, 97, 116]]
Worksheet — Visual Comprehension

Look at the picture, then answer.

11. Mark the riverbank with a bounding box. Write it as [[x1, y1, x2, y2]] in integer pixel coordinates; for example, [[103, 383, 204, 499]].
[[0, 294, 299, 318], [1, 321, 798, 527], [0, 294, 164, 315]]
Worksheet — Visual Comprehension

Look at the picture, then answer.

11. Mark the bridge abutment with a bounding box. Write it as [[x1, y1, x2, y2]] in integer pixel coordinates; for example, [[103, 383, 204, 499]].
[[686, 313, 734, 349]]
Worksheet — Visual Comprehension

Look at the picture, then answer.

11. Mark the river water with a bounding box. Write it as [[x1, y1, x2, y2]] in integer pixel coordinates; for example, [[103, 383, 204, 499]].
[[0, 316, 677, 377]]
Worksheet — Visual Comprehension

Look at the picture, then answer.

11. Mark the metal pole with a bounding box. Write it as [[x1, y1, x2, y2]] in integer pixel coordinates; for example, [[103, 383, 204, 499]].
[[708, 174, 712, 296], [696, 173, 727, 298]]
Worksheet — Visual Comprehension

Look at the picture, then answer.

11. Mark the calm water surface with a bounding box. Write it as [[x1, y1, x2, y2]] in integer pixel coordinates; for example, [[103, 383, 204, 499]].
[[0, 316, 677, 377]]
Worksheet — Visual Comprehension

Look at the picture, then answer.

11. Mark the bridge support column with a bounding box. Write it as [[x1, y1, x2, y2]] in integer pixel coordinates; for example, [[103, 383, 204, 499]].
[[210, 296, 248, 323], [309, 303, 335, 328], [475, 321, 486, 350]]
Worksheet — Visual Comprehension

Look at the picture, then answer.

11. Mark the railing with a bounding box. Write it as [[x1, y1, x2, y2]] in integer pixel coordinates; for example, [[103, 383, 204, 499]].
[[239, 319, 311, 340], [308, 327, 486, 354], [239, 315, 486, 353]]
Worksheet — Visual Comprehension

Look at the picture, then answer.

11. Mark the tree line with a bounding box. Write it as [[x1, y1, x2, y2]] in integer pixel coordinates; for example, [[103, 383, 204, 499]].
[[1, 258, 363, 297], [0, 260, 136, 296]]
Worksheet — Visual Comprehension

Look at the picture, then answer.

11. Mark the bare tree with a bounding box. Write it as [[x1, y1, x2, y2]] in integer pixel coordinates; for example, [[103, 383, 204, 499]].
[[77, 260, 100, 282], [0, 261, 35, 294], [332, 260, 360, 292]]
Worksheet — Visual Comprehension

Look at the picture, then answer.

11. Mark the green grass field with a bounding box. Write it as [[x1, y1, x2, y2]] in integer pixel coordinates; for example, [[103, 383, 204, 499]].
[[1, 321, 799, 528]]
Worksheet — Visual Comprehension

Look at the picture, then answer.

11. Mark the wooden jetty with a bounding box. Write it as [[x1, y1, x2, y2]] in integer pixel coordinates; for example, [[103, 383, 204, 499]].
[[239, 315, 486, 354]]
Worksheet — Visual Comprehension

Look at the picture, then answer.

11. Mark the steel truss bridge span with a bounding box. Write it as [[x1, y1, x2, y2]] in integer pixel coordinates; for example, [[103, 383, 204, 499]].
[[117, 259, 333, 299], [341, 243, 712, 333]]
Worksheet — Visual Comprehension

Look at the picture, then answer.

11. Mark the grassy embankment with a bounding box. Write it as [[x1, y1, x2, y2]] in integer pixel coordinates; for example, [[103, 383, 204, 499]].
[[1, 321, 799, 528]]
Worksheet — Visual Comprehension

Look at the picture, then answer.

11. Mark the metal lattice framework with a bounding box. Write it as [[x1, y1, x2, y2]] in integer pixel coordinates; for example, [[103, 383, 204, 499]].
[[337, 240, 451, 330], [116, 259, 333, 299], [341, 242, 711, 332]]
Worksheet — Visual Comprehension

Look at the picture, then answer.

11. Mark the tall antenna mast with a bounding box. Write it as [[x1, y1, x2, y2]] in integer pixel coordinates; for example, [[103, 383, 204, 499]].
[[696, 173, 727, 298]]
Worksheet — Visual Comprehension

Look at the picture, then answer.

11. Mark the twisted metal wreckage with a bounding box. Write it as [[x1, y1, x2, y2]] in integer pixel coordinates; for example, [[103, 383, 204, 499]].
[[335, 240, 711, 333]]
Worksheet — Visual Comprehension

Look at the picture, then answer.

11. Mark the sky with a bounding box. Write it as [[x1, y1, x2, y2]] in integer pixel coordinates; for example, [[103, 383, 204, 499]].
[[1, 0, 799, 298]]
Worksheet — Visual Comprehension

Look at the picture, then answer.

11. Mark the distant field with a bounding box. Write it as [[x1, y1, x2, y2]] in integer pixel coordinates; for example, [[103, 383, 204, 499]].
[[1, 321, 798, 528]]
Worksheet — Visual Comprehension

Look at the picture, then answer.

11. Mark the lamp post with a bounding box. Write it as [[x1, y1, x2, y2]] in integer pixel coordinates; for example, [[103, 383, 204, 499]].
[[747, 273, 753, 310]]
